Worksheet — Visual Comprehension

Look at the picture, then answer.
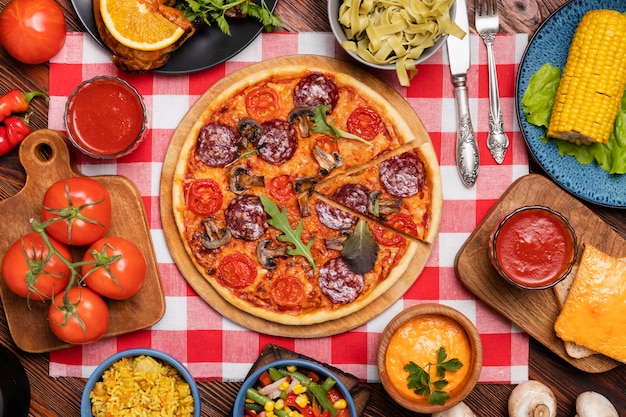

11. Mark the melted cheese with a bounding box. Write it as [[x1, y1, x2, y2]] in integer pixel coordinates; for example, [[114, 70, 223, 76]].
[[554, 243, 626, 363]]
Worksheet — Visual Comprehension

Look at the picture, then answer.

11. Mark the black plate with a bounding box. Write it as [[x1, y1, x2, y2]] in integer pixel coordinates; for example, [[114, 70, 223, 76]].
[[71, 0, 278, 74], [0, 345, 30, 417]]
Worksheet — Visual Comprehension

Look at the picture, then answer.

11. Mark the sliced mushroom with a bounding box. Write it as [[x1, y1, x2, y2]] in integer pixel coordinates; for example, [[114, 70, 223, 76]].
[[297, 190, 312, 217], [237, 118, 262, 146], [201, 218, 231, 250], [229, 165, 265, 194], [324, 232, 350, 251], [432, 402, 477, 417], [367, 190, 402, 218], [508, 380, 557, 417], [288, 107, 315, 137], [256, 239, 289, 269], [575, 391, 618, 417], [312, 143, 343, 176], [294, 176, 317, 194]]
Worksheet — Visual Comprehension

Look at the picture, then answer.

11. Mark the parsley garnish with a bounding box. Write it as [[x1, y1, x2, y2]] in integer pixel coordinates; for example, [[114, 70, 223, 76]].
[[404, 347, 463, 406], [260, 195, 316, 272], [178, 0, 283, 36], [311, 105, 373, 146]]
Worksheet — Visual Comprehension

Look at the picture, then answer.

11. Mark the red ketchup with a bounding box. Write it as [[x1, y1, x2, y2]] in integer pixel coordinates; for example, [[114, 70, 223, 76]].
[[65, 76, 147, 158], [489, 206, 577, 289]]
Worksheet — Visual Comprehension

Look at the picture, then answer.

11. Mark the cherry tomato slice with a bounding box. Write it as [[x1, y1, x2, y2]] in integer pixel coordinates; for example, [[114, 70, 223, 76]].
[[370, 223, 406, 247], [267, 175, 296, 202], [218, 253, 257, 288], [315, 135, 339, 154], [386, 213, 418, 237], [187, 179, 223, 216], [271, 275, 304, 307], [245, 86, 279, 120], [346, 107, 382, 141]]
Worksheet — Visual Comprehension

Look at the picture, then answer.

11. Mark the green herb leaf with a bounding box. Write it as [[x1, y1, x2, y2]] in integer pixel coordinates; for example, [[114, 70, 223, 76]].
[[341, 220, 379, 274], [311, 105, 373, 146], [260, 195, 316, 272], [403, 347, 463, 406]]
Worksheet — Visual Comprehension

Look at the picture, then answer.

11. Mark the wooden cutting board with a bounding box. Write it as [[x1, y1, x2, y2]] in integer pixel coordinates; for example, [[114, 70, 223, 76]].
[[456, 174, 623, 373], [0, 130, 165, 353], [160, 55, 439, 337]]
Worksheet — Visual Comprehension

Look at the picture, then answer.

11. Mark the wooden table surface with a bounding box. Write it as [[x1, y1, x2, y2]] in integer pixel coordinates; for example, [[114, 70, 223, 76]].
[[0, 0, 624, 416]]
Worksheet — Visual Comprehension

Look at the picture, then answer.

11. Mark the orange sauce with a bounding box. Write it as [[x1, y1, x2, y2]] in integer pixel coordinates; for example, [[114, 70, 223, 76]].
[[385, 314, 471, 405]]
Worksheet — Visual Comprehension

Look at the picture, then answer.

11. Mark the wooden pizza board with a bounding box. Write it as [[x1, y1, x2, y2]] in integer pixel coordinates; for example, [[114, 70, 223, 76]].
[[0, 130, 165, 353], [160, 55, 440, 337], [455, 173, 623, 373]]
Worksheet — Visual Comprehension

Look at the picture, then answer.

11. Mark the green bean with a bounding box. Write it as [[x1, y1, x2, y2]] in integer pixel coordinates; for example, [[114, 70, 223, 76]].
[[268, 367, 283, 381], [320, 376, 336, 392], [244, 402, 263, 412], [246, 387, 269, 405], [309, 381, 338, 417]]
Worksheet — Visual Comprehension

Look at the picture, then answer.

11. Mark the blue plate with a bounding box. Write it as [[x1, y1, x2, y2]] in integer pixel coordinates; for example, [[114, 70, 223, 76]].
[[515, 0, 626, 208]]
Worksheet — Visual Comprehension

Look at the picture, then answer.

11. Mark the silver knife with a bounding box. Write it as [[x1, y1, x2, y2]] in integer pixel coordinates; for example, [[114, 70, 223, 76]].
[[446, 0, 479, 187]]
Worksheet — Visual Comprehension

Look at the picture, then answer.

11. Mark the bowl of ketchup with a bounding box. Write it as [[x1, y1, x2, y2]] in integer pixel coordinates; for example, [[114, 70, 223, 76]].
[[489, 205, 578, 290], [65, 76, 147, 159]]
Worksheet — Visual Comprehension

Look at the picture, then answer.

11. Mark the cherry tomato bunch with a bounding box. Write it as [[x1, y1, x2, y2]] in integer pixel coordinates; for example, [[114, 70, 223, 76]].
[[1, 177, 147, 345]]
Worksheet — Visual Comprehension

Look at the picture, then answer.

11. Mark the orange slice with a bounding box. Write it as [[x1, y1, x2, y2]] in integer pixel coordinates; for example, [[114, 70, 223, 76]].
[[100, 0, 185, 51]]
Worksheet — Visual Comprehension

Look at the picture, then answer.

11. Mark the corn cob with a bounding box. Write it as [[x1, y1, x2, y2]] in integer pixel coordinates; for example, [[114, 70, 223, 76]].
[[547, 10, 626, 145]]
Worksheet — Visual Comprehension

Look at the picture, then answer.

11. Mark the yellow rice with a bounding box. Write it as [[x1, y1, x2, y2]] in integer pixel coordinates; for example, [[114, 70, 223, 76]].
[[89, 355, 195, 417]]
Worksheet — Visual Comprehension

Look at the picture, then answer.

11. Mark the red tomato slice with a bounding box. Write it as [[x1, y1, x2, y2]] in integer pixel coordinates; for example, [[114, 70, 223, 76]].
[[370, 223, 406, 247], [315, 135, 339, 154], [271, 275, 304, 307], [245, 86, 279, 120], [346, 107, 382, 141], [267, 175, 296, 202], [218, 253, 257, 288], [187, 179, 223, 216], [386, 213, 418, 237]]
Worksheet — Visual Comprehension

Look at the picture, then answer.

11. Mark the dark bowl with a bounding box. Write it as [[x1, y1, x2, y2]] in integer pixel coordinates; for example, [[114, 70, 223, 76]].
[[0, 345, 30, 417]]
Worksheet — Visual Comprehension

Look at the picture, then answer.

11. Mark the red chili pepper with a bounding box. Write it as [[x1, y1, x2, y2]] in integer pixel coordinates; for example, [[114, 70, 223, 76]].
[[0, 90, 47, 123], [0, 115, 32, 156]]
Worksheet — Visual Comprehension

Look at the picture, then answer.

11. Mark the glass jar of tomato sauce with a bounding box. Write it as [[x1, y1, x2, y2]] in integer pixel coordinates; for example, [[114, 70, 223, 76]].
[[489, 205, 578, 290], [65, 76, 147, 159]]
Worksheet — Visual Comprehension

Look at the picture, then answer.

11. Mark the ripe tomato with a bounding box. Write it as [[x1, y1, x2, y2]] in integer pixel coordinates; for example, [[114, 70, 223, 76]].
[[186, 179, 223, 216], [218, 253, 257, 288], [245, 86, 279, 120], [82, 237, 147, 300], [370, 223, 406, 247], [41, 177, 112, 246], [1, 232, 71, 301], [48, 286, 109, 344], [346, 107, 382, 141], [385, 213, 418, 237], [270, 275, 304, 307], [0, 0, 66, 65], [267, 175, 296, 202]]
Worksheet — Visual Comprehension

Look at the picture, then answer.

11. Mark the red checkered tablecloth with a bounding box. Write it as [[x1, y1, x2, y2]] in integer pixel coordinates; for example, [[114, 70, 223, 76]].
[[47, 32, 529, 383]]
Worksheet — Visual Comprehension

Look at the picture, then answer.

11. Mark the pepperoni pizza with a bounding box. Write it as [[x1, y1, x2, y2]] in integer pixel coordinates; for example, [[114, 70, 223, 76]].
[[172, 64, 442, 325]]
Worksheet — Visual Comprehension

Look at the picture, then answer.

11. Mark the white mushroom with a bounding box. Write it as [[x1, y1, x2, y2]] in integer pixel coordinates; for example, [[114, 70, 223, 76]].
[[575, 391, 618, 417], [432, 401, 477, 417], [508, 380, 557, 417]]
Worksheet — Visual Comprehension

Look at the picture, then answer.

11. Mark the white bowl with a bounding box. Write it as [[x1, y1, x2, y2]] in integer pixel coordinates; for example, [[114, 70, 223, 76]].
[[328, 0, 456, 70]]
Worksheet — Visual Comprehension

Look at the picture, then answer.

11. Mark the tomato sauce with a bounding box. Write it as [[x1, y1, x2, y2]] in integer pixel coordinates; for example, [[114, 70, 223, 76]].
[[490, 206, 577, 289], [65, 76, 146, 158], [385, 314, 471, 405]]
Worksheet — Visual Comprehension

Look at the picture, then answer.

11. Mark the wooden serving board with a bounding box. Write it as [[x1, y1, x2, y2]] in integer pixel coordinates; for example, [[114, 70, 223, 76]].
[[160, 55, 439, 337], [456, 174, 623, 373], [0, 130, 165, 353]]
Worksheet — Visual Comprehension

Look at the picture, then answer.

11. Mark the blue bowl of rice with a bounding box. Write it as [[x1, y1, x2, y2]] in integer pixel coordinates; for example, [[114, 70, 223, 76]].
[[81, 348, 200, 417], [233, 358, 357, 417]]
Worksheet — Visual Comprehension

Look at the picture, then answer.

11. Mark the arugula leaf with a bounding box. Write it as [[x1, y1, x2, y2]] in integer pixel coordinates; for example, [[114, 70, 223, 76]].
[[341, 220, 379, 274], [178, 0, 283, 36], [403, 347, 463, 406], [260, 195, 316, 272], [311, 105, 373, 146]]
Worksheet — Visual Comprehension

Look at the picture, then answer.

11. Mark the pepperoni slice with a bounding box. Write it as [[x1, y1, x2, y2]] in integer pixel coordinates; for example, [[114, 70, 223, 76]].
[[196, 122, 238, 167], [346, 107, 382, 141], [316, 199, 357, 230], [267, 175, 296, 202], [187, 179, 223, 216], [379, 152, 426, 197], [332, 184, 369, 215], [225, 194, 268, 240], [318, 257, 364, 304], [293, 73, 339, 112], [258, 119, 297, 165], [218, 253, 257, 288], [271, 275, 304, 307], [245, 86, 279, 120]]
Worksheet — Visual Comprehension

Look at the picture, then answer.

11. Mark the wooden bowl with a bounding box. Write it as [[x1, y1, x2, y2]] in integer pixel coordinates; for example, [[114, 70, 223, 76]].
[[377, 303, 482, 414]]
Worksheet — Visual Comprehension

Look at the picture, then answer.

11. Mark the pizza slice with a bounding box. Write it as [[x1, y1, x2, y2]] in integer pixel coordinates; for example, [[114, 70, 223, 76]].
[[314, 141, 442, 243]]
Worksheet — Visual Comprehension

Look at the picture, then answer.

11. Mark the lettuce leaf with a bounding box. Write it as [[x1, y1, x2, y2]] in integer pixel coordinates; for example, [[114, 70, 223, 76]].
[[521, 63, 626, 175]]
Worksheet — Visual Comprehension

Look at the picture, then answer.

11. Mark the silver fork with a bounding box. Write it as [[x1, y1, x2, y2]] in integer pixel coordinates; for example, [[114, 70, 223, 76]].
[[475, 0, 509, 164]]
